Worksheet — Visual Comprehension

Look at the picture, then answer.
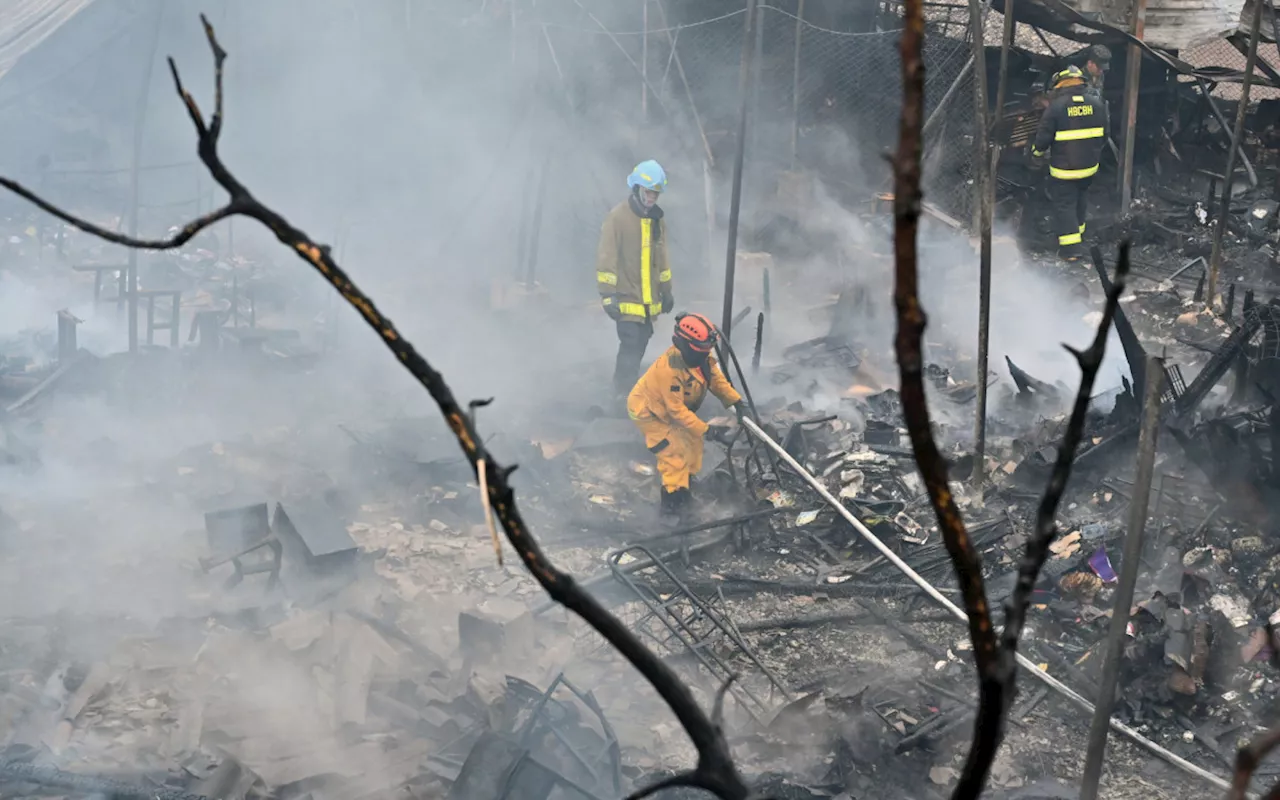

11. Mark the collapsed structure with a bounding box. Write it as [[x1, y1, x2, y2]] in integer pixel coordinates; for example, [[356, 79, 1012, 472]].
[[5, 0, 1280, 799]]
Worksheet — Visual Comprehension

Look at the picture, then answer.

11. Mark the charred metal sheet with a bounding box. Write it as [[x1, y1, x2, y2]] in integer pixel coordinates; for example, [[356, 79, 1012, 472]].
[[508, 673, 621, 798], [1092, 246, 1148, 396], [272, 500, 357, 569], [446, 733, 604, 800], [1006, 355, 1063, 401], [204, 503, 271, 554]]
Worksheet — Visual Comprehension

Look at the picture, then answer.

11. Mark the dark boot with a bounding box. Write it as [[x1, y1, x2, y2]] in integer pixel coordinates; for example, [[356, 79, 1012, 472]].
[[669, 487, 694, 522], [659, 489, 681, 520]]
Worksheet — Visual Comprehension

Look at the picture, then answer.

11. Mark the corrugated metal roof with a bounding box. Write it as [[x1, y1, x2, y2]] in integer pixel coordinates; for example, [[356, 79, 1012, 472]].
[[0, 0, 96, 83]]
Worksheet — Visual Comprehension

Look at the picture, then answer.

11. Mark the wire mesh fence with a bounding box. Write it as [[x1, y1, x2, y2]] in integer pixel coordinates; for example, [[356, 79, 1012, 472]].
[[530, 1, 983, 228]]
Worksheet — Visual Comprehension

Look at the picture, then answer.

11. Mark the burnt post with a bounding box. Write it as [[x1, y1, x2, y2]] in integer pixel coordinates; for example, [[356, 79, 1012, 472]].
[[1118, 0, 1148, 210], [968, 0, 994, 487], [127, 2, 165, 354], [790, 0, 806, 168], [1208, 0, 1264, 308], [1079, 354, 1164, 800], [57, 310, 79, 364], [974, 145, 999, 490], [721, 0, 759, 342]]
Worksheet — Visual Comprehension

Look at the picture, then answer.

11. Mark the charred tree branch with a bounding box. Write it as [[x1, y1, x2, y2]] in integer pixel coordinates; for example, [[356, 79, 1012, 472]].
[[893, 0, 1130, 791], [0, 16, 750, 800]]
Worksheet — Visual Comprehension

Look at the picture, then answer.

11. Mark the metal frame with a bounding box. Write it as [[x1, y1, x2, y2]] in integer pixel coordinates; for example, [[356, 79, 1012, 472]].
[[607, 544, 791, 723], [511, 673, 622, 797]]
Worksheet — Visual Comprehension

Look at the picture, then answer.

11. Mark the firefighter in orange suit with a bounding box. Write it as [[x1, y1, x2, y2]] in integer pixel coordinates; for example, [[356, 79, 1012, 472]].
[[628, 313, 744, 517]]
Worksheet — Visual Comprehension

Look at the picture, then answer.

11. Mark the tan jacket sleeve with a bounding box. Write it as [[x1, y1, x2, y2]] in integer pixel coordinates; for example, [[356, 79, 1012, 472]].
[[660, 363, 709, 437], [708, 358, 742, 408], [596, 212, 620, 304]]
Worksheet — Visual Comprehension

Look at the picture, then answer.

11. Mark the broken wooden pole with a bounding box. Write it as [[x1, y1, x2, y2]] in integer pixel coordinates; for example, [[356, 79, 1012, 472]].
[[127, 1, 165, 354], [790, 0, 806, 168], [739, 416, 1231, 793], [994, 0, 1015, 126], [1195, 77, 1259, 188], [1118, 0, 1147, 210], [1080, 355, 1164, 800], [1208, 0, 1264, 308], [721, 0, 758, 342]]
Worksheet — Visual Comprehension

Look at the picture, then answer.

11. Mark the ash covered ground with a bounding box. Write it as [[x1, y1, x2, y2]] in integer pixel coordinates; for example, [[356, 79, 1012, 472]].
[[0, 187, 1277, 800]]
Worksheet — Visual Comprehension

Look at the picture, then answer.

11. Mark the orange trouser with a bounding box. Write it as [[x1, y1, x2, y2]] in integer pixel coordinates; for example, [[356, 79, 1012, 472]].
[[634, 417, 703, 493]]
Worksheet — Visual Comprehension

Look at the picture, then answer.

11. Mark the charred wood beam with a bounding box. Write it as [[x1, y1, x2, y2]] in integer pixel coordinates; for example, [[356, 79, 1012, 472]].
[[1194, 76, 1260, 189], [0, 18, 751, 800], [1209, 0, 1265, 305]]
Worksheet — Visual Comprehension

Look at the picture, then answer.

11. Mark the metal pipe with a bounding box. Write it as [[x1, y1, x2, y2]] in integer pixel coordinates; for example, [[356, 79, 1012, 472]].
[[967, 0, 992, 232], [974, 143, 998, 490], [1209, 0, 1264, 308], [740, 416, 1231, 793], [721, 0, 759, 342], [994, 0, 1015, 126], [790, 0, 806, 168], [1080, 356, 1164, 800], [752, 312, 764, 374], [1119, 0, 1148, 209], [127, 1, 165, 354]]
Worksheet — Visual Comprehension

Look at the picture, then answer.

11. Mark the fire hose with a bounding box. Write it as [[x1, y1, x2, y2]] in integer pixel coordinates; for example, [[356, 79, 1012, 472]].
[[739, 416, 1233, 794]]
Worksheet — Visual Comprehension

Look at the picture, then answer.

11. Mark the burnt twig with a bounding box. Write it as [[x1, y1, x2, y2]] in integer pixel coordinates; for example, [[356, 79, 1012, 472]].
[[1231, 725, 1280, 800], [892, 0, 1001, 794], [1005, 245, 1129, 651], [891, 0, 1130, 791], [0, 16, 750, 800]]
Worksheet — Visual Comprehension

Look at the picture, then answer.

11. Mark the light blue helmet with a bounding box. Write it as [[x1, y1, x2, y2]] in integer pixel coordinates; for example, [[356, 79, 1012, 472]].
[[627, 160, 667, 192]]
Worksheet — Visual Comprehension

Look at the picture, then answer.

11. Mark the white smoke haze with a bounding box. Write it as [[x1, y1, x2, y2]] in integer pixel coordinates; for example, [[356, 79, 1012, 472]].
[[0, 0, 1136, 792]]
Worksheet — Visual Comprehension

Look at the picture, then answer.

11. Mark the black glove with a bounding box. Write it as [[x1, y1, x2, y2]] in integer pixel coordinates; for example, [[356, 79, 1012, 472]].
[[731, 401, 746, 422], [662, 292, 674, 315], [705, 423, 730, 442], [603, 296, 622, 321]]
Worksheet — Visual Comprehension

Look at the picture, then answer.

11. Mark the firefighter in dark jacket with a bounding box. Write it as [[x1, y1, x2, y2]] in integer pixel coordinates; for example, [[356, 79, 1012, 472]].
[[597, 160, 674, 398], [1032, 65, 1108, 261]]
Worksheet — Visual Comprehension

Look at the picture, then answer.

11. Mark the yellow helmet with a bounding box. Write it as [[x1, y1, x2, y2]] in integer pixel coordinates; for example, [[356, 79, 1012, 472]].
[[1052, 64, 1085, 88]]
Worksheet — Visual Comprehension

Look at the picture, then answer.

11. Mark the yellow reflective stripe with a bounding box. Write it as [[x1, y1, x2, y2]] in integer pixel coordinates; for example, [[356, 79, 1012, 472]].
[[1059, 232, 1083, 245], [617, 301, 662, 317], [1050, 164, 1098, 180], [659, 269, 672, 282], [597, 271, 618, 285], [1055, 127, 1104, 141], [640, 218, 653, 305], [1032, 148, 1046, 157], [1071, 95, 1084, 102], [1079, 223, 1086, 233]]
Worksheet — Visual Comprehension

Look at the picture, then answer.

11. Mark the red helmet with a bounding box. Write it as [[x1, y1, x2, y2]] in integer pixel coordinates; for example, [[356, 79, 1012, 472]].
[[673, 312, 717, 353]]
